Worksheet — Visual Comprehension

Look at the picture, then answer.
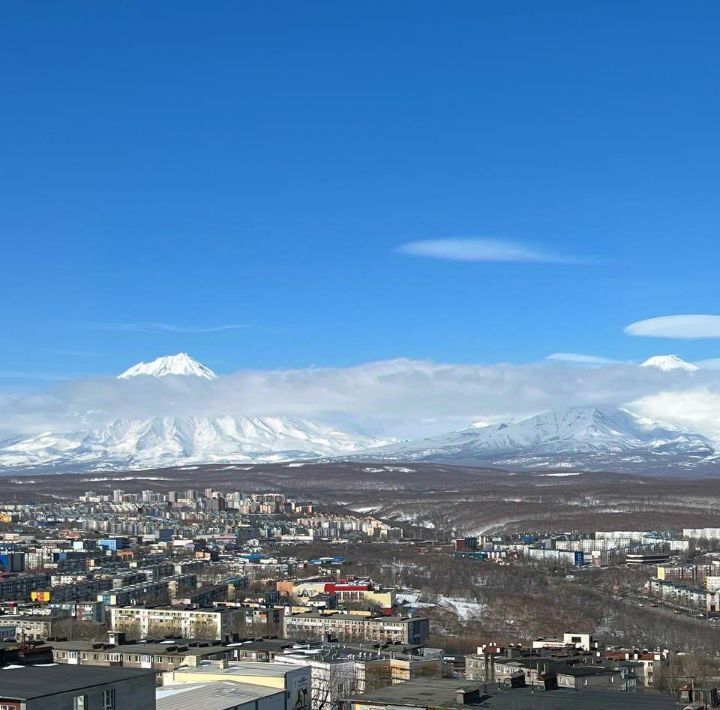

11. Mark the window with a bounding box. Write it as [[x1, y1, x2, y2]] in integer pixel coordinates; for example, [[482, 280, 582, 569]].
[[103, 689, 116, 710], [73, 697, 87, 710]]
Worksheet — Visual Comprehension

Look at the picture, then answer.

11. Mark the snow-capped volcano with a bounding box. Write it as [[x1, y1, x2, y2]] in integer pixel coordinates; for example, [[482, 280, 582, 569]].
[[0, 416, 389, 470], [640, 355, 699, 372], [118, 353, 217, 380], [353, 406, 716, 473]]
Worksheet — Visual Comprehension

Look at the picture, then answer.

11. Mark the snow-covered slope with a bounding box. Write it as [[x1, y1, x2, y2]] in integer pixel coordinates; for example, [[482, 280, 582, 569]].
[[353, 406, 716, 473], [0, 416, 388, 470], [118, 353, 217, 380], [640, 355, 699, 372]]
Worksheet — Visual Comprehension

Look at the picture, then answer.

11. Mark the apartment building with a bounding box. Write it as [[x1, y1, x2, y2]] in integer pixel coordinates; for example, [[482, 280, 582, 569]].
[[277, 643, 443, 709], [32, 577, 113, 603], [282, 613, 429, 644], [0, 572, 50, 601], [51, 638, 237, 671], [279, 579, 395, 613], [0, 614, 58, 641], [110, 605, 240, 640], [647, 578, 719, 612]]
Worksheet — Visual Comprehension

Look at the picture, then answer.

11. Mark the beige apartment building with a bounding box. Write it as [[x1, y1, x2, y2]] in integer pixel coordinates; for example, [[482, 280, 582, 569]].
[[109, 605, 239, 640], [282, 613, 429, 644]]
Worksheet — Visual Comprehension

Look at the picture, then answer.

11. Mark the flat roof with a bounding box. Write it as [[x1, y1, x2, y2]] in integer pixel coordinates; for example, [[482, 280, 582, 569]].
[[286, 613, 418, 621], [0, 664, 154, 700], [49, 640, 231, 656], [345, 679, 677, 709], [173, 661, 307, 678], [157, 681, 284, 710], [230, 639, 295, 651], [0, 615, 53, 623], [112, 604, 226, 611]]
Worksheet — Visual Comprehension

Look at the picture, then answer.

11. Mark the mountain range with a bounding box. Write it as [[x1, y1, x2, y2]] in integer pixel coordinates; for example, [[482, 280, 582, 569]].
[[0, 352, 717, 474], [355, 406, 717, 473], [0, 416, 389, 470]]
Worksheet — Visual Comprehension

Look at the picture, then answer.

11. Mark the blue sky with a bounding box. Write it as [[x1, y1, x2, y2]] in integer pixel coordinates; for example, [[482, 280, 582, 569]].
[[2, 1, 720, 384]]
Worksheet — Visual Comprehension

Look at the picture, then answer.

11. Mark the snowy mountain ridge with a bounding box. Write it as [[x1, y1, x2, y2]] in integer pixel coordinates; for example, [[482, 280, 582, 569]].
[[0, 416, 389, 470], [352, 406, 716, 473]]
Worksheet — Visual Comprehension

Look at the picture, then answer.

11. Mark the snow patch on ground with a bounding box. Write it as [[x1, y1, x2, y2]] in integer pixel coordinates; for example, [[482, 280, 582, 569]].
[[350, 506, 381, 514], [437, 595, 486, 621]]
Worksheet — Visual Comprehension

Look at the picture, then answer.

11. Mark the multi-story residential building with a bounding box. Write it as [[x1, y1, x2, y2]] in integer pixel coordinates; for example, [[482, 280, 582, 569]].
[[51, 638, 238, 672], [99, 580, 170, 606], [0, 614, 58, 641], [109, 604, 240, 640], [277, 643, 443, 709], [278, 579, 395, 614], [656, 563, 717, 584], [0, 572, 50, 601], [601, 649, 672, 687], [647, 578, 719, 613], [47, 600, 105, 623], [33, 577, 113, 603], [683, 528, 720, 540], [282, 613, 429, 645]]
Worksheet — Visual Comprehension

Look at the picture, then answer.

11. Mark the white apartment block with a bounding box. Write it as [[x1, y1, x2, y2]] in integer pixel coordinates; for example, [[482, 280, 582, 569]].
[[110, 605, 239, 640]]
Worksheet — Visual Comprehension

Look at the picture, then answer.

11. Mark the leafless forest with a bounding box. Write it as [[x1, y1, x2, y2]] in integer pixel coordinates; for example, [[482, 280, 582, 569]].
[[4, 461, 720, 535]]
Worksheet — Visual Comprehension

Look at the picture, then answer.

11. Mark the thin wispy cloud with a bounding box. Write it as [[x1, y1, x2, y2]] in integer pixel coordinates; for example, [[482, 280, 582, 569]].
[[546, 352, 619, 365], [625, 315, 720, 339], [397, 238, 589, 264], [96, 322, 251, 334]]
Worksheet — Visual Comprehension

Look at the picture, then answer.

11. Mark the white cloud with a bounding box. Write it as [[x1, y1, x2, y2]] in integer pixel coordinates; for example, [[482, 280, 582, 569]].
[[696, 358, 720, 370], [96, 322, 251, 334], [397, 238, 586, 264], [629, 388, 720, 442], [4, 357, 720, 442], [546, 352, 619, 365], [625, 315, 720, 339]]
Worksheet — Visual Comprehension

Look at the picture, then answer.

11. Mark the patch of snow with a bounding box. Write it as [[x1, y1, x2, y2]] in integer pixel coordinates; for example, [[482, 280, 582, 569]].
[[437, 596, 486, 621]]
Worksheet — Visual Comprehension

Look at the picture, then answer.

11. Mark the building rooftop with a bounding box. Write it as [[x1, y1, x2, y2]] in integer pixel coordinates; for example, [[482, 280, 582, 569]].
[[286, 612, 417, 621], [0, 664, 154, 700], [49, 639, 231, 656], [172, 660, 305, 678], [344, 678, 677, 709], [111, 604, 228, 612], [228, 638, 295, 652], [157, 681, 284, 710], [0, 615, 53, 622]]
